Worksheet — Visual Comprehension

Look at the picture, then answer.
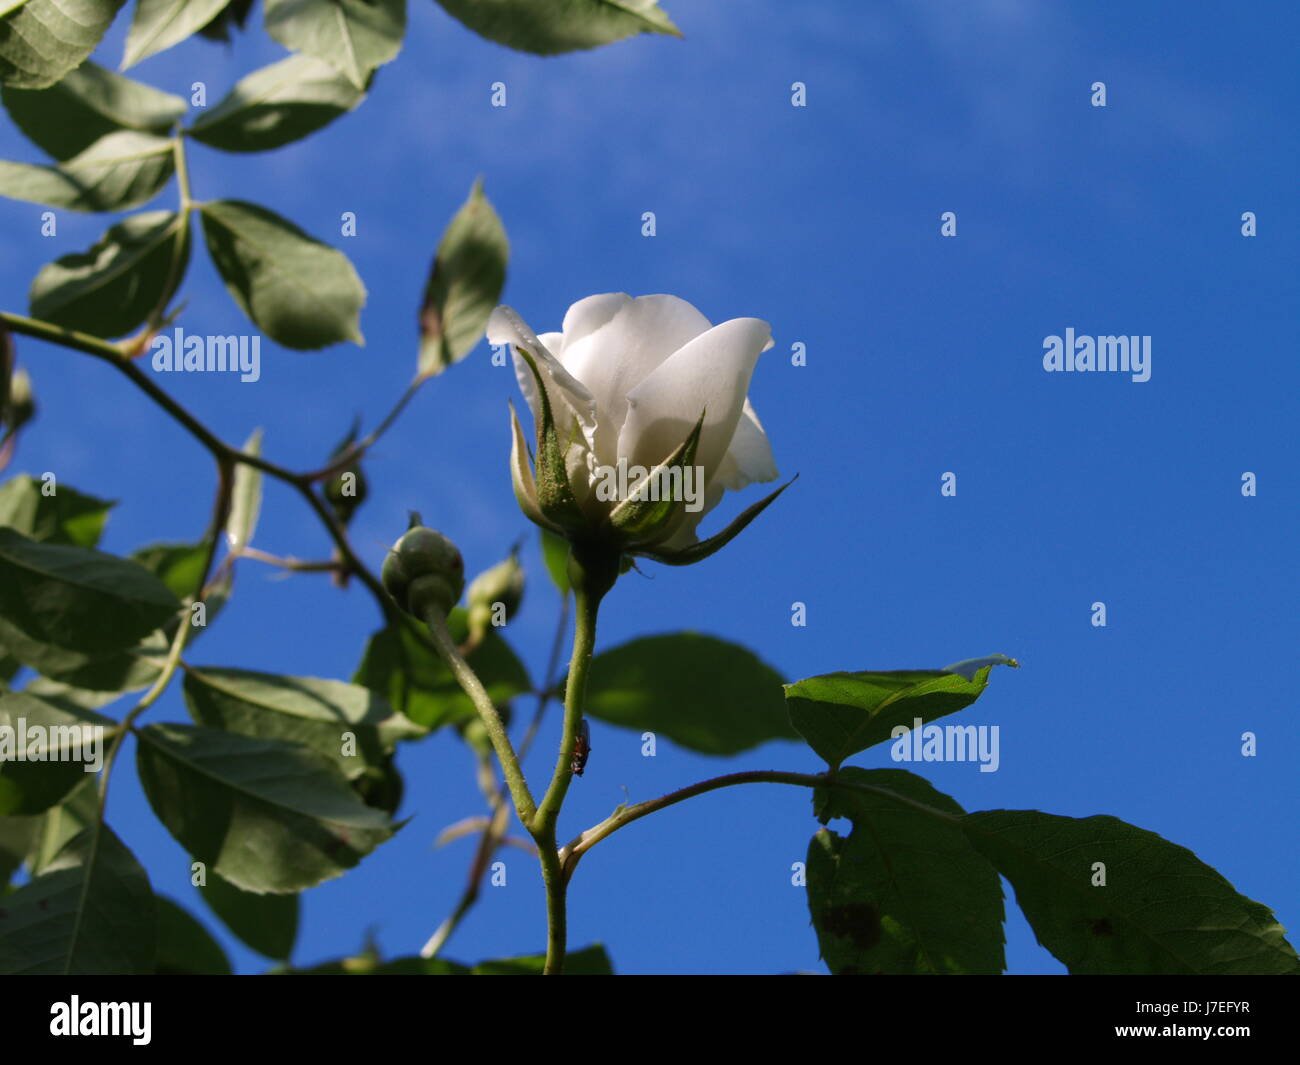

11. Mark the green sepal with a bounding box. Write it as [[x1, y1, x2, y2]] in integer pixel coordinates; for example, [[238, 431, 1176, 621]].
[[631, 475, 797, 567], [513, 346, 588, 533], [608, 408, 704, 544]]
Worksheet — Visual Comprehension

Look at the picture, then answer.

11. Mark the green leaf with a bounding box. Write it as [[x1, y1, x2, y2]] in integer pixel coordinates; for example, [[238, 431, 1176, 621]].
[[199, 872, 298, 960], [154, 895, 231, 975], [0, 526, 182, 679], [962, 810, 1300, 975], [581, 633, 793, 756], [200, 199, 366, 349], [182, 666, 421, 780], [129, 541, 208, 599], [29, 210, 189, 338], [0, 473, 113, 547], [353, 608, 529, 731], [807, 768, 1004, 975], [0, 689, 112, 814], [1, 60, 185, 160], [471, 943, 613, 974], [0, 129, 174, 212], [417, 178, 508, 380], [539, 527, 570, 594], [0, 0, 127, 90], [226, 427, 262, 552], [0, 813, 39, 888], [264, 0, 405, 90], [196, 0, 252, 43], [434, 0, 679, 56], [135, 722, 395, 894], [0, 822, 155, 974], [189, 53, 364, 153], [785, 655, 1017, 771], [23, 774, 96, 875], [122, 0, 231, 68]]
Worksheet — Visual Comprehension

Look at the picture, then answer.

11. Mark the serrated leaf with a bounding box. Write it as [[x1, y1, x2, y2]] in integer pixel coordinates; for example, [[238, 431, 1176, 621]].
[[264, 0, 405, 90], [807, 768, 1004, 975], [182, 665, 421, 780], [963, 810, 1300, 975], [154, 895, 231, 974], [0, 822, 155, 974], [0, 689, 113, 814], [122, 0, 230, 68], [226, 427, 262, 552], [189, 53, 364, 153], [0, 526, 182, 680], [198, 872, 297, 960], [29, 210, 189, 338], [353, 608, 529, 731], [434, 0, 679, 55], [1, 60, 185, 160], [0, 129, 174, 212], [785, 656, 1016, 770], [581, 633, 794, 756], [200, 199, 366, 349], [135, 722, 395, 894], [417, 178, 507, 380], [0, 0, 127, 90], [0, 474, 113, 547]]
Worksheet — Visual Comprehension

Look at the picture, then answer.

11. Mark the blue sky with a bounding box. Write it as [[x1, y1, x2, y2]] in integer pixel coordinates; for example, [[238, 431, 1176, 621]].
[[1, 0, 1297, 974]]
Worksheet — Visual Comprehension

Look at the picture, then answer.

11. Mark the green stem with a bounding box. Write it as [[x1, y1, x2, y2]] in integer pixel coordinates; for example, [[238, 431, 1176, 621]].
[[558, 769, 961, 882], [423, 609, 536, 827]]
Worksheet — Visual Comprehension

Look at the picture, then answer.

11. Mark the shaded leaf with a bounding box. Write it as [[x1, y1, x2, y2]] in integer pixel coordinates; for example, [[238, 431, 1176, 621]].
[[0, 526, 181, 679], [0, 822, 155, 974], [807, 768, 1004, 975], [963, 810, 1300, 975], [539, 527, 570, 594], [200, 199, 366, 349], [471, 943, 613, 974], [582, 633, 794, 756], [23, 774, 96, 875], [136, 722, 395, 894], [1, 60, 185, 160], [154, 894, 231, 975], [29, 209, 189, 338], [182, 665, 420, 780], [417, 177, 507, 380], [0, 688, 112, 814], [0, 0, 127, 90], [785, 655, 1017, 771], [434, 0, 679, 56], [189, 53, 364, 153], [199, 872, 297, 960]]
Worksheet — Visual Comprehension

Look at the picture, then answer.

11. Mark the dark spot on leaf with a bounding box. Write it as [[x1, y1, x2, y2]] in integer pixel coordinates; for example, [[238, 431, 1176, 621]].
[[821, 902, 881, 950], [1089, 918, 1114, 936]]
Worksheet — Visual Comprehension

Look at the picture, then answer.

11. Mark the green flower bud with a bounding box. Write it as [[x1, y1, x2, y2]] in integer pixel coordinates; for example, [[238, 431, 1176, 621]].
[[325, 463, 368, 525], [466, 547, 525, 641], [382, 525, 465, 619]]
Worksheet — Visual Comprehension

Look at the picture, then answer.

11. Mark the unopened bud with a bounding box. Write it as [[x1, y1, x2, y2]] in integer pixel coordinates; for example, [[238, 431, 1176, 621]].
[[382, 525, 465, 619]]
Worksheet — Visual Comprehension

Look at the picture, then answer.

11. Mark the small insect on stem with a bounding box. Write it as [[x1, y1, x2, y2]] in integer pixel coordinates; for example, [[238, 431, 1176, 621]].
[[571, 718, 591, 777]]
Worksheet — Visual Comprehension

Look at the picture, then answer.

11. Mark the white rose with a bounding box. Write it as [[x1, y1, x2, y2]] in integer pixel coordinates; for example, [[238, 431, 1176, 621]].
[[487, 293, 781, 554]]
